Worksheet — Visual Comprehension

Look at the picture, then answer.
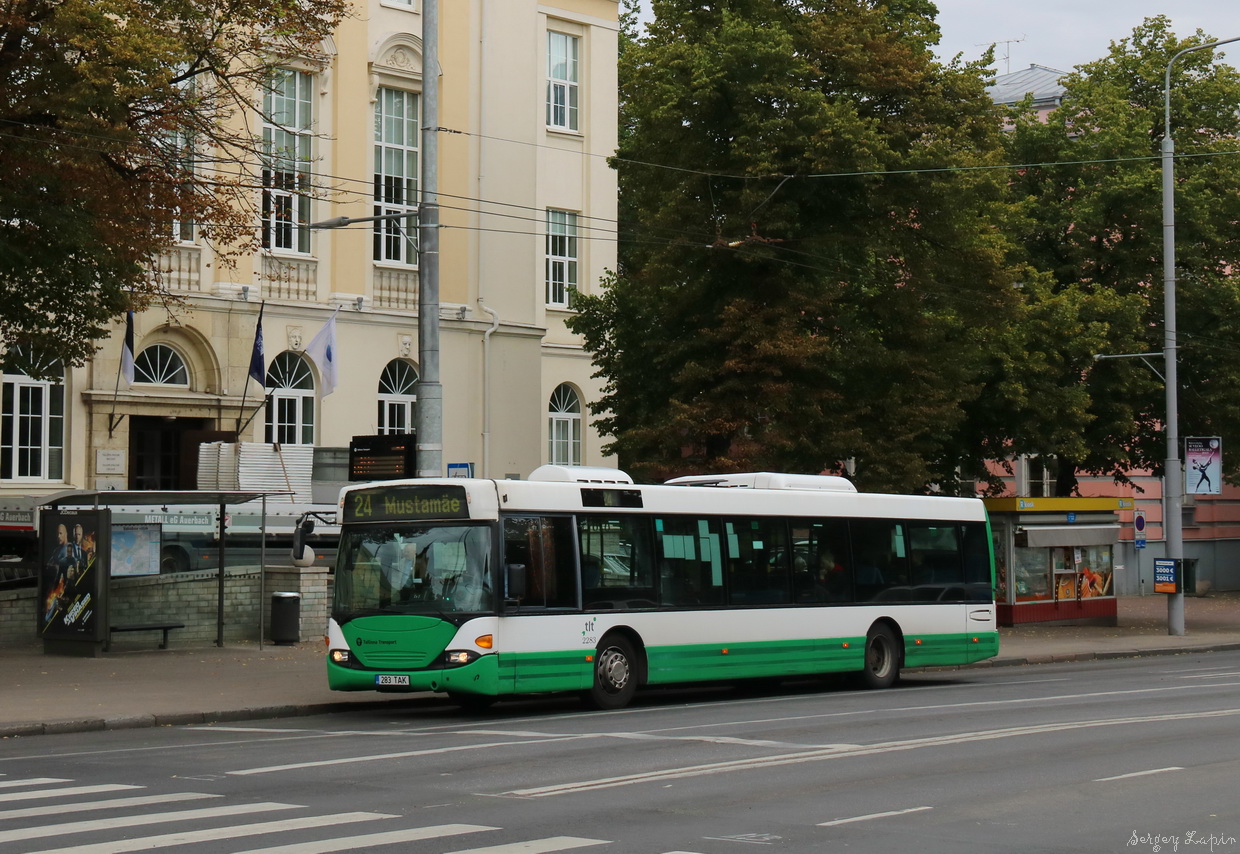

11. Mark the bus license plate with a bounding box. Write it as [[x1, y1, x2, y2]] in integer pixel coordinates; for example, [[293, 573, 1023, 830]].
[[375, 674, 409, 687]]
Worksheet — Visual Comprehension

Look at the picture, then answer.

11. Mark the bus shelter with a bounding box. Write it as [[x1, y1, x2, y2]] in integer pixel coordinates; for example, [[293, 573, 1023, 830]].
[[37, 490, 290, 656], [985, 497, 1130, 626]]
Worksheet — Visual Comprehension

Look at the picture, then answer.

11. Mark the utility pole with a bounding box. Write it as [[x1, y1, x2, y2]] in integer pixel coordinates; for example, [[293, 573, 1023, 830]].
[[417, 0, 443, 478], [1162, 35, 1240, 635]]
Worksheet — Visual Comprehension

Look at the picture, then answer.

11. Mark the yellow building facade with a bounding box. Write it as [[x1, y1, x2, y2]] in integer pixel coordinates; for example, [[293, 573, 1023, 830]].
[[1, 0, 619, 499]]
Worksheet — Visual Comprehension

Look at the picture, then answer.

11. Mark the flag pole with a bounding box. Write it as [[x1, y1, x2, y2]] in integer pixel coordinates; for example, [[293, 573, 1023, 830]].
[[108, 310, 135, 438], [236, 301, 266, 437]]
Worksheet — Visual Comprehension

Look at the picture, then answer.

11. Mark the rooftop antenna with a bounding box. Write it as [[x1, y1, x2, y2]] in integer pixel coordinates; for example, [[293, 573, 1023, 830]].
[[979, 35, 1025, 73]]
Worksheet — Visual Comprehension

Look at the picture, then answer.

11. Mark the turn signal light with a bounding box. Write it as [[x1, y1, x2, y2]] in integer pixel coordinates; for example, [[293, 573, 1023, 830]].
[[475, 634, 494, 649]]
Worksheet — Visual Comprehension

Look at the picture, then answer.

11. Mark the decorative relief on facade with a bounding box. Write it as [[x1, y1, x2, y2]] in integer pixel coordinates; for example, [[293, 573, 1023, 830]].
[[399, 334, 413, 358], [287, 327, 304, 350]]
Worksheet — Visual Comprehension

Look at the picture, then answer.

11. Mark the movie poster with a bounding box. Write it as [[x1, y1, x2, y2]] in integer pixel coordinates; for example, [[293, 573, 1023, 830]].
[[38, 509, 109, 642]]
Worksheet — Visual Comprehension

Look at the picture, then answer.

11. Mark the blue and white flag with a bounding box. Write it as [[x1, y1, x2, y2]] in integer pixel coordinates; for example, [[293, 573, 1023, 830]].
[[305, 307, 340, 396], [248, 302, 266, 386]]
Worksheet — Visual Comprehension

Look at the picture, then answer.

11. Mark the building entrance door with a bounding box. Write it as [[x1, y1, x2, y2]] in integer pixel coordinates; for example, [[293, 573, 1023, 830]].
[[128, 417, 231, 489]]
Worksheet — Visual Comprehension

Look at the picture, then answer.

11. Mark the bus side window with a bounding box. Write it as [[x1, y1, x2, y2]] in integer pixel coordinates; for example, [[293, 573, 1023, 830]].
[[849, 519, 909, 601], [725, 518, 791, 606], [503, 516, 576, 609], [578, 515, 656, 609], [655, 516, 724, 607], [961, 521, 993, 599]]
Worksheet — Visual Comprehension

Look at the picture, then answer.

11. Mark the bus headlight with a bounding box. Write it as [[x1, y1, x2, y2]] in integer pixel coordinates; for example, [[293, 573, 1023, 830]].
[[443, 650, 479, 667], [329, 648, 352, 665]]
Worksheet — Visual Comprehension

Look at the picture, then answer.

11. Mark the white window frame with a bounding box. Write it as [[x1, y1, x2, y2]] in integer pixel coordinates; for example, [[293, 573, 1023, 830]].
[[546, 209, 579, 307], [374, 88, 420, 266], [548, 383, 582, 466], [265, 352, 315, 445], [1, 351, 64, 482], [378, 359, 418, 434], [133, 344, 190, 387], [546, 31, 580, 132], [262, 69, 313, 255]]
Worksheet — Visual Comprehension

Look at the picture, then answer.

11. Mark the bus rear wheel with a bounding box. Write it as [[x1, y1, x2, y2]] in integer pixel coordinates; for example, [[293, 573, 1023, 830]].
[[585, 635, 638, 710], [860, 624, 900, 689]]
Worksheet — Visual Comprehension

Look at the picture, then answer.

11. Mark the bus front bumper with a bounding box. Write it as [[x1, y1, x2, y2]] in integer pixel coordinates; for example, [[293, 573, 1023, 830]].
[[327, 653, 500, 696]]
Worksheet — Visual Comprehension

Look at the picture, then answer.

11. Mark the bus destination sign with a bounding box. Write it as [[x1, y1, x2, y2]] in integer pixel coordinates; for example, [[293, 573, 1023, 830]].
[[343, 485, 470, 523]]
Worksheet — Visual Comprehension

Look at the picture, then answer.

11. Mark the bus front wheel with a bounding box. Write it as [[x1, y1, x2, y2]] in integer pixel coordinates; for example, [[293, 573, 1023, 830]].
[[586, 635, 638, 710], [860, 624, 900, 689]]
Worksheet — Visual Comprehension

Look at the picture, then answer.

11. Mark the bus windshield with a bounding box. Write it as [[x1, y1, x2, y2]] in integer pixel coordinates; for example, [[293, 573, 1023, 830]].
[[333, 523, 494, 620]]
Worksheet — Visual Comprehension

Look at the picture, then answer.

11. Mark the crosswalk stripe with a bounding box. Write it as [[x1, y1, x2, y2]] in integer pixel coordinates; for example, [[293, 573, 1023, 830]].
[[0, 792, 219, 821], [0, 785, 141, 804], [0, 802, 299, 845], [444, 838, 611, 854], [0, 778, 71, 790], [20, 811, 398, 854], [229, 824, 503, 854]]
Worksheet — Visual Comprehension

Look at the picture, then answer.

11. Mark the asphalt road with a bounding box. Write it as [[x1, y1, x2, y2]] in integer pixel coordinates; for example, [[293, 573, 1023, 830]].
[[3, 652, 1240, 853]]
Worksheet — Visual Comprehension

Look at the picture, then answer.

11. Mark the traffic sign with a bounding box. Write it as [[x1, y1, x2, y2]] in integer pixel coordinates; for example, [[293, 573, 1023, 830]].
[[1134, 510, 1147, 549]]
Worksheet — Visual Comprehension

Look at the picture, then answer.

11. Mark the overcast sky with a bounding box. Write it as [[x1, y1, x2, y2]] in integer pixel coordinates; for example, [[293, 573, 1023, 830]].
[[933, 0, 1240, 73], [636, 2, 1240, 75]]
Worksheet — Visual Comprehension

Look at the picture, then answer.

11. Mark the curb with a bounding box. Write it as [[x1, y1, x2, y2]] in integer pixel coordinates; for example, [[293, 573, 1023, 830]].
[[0, 698, 434, 740]]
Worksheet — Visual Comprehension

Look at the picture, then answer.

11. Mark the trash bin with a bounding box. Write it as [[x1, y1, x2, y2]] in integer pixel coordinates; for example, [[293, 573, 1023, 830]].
[[270, 592, 301, 644]]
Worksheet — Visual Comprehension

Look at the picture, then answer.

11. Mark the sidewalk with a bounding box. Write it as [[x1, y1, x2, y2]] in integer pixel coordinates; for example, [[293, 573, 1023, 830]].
[[2, 594, 1239, 738]]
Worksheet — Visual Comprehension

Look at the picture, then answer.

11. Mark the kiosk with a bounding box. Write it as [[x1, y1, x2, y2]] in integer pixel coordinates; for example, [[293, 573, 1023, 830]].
[[985, 497, 1132, 626]]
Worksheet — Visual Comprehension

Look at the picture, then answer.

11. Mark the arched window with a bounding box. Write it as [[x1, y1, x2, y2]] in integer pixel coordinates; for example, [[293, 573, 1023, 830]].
[[133, 344, 189, 386], [265, 352, 315, 445], [548, 383, 581, 466], [378, 359, 418, 434], [1, 346, 64, 481]]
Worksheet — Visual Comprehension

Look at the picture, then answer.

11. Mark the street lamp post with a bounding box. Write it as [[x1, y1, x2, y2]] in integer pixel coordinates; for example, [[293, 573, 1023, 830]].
[[1162, 35, 1240, 636]]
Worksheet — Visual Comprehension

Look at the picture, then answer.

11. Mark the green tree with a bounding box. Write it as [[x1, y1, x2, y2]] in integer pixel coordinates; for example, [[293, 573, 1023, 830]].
[[572, 0, 1020, 492], [0, 0, 347, 371], [1005, 16, 1240, 490]]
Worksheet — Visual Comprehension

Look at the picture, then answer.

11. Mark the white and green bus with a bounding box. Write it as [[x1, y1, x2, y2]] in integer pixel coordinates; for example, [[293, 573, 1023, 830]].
[[326, 466, 999, 709]]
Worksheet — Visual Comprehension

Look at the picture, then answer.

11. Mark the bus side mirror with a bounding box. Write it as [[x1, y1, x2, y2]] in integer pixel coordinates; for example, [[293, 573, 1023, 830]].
[[505, 563, 526, 600], [292, 517, 315, 565]]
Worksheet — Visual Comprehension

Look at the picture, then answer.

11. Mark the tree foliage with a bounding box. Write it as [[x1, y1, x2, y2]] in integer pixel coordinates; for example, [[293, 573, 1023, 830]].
[[572, 0, 1020, 492], [1005, 16, 1240, 489], [0, 0, 347, 371]]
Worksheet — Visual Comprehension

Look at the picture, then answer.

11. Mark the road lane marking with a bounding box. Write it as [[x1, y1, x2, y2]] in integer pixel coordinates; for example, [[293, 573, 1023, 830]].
[[606, 732, 859, 749], [228, 735, 591, 776], [1178, 672, 1240, 679], [0, 784, 141, 803], [499, 707, 1240, 797], [227, 825, 501, 854], [0, 802, 299, 845], [20, 812, 399, 854], [819, 806, 933, 826], [0, 792, 218, 820], [0, 778, 70, 789], [443, 838, 609, 854], [187, 726, 306, 733], [1094, 767, 1185, 782]]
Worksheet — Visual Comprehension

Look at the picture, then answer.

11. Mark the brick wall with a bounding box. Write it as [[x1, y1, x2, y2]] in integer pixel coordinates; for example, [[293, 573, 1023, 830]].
[[0, 566, 333, 649]]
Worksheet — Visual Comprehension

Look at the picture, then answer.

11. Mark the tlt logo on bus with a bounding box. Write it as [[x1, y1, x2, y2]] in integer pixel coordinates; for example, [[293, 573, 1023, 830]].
[[582, 619, 597, 646]]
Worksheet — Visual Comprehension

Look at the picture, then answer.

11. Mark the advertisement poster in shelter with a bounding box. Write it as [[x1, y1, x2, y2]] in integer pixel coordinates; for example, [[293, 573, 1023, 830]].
[[38, 509, 109, 642]]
